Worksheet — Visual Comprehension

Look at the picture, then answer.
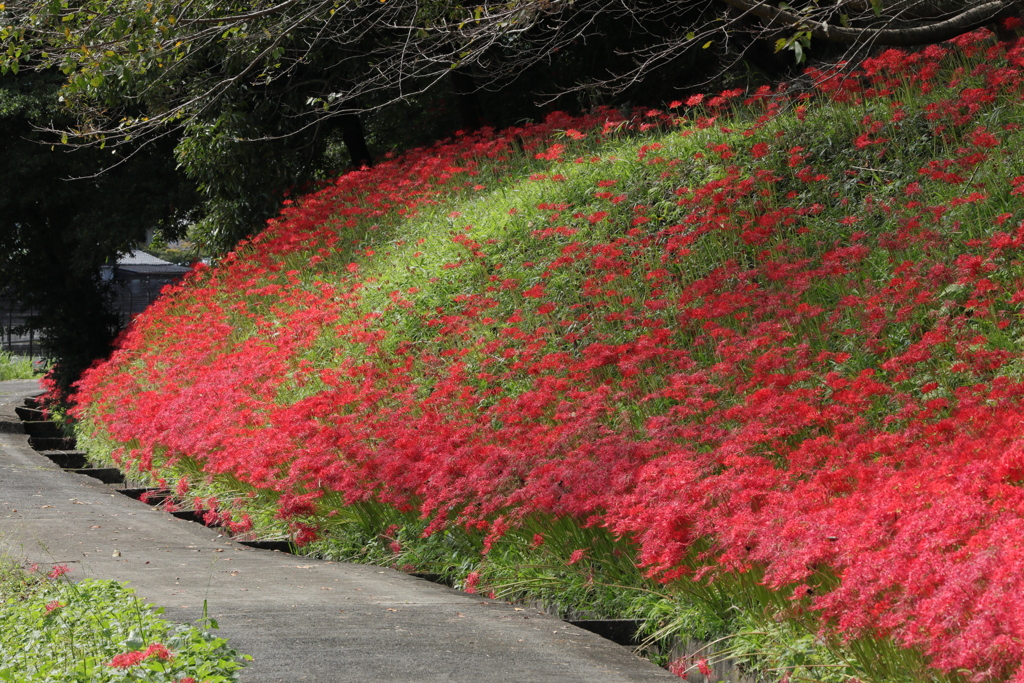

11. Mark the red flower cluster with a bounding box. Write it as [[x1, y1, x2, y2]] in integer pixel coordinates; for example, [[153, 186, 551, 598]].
[[75, 31, 1024, 680], [47, 564, 70, 580], [106, 643, 173, 668]]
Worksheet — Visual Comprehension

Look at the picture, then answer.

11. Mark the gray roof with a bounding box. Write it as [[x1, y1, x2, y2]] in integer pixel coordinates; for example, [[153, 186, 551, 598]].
[[114, 263, 191, 276], [117, 246, 178, 266]]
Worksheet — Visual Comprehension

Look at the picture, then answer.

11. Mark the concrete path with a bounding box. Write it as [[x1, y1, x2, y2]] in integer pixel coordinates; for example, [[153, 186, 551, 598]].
[[0, 380, 673, 682]]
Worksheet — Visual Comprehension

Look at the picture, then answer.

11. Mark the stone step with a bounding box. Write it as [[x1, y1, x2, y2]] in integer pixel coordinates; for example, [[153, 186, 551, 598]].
[[23, 397, 41, 409], [567, 619, 645, 648], [115, 487, 170, 505], [15, 406, 45, 421], [38, 450, 88, 468], [170, 509, 209, 525], [28, 436, 76, 451], [237, 539, 295, 553], [0, 420, 22, 434], [408, 572, 455, 587], [65, 467, 124, 484], [22, 420, 62, 438]]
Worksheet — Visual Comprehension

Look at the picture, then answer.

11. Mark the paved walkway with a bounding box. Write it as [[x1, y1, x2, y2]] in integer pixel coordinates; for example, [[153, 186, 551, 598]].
[[0, 380, 673, 682]]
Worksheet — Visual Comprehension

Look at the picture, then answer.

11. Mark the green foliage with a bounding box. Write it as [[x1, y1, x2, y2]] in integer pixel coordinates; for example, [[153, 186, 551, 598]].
[[0, 0, 783, 255], [0, 69, 196, 398], [174, 94, 355, 253], [144, 232, 201, 267], [0, 352, 35, 380], [0, 559, 248, 682]]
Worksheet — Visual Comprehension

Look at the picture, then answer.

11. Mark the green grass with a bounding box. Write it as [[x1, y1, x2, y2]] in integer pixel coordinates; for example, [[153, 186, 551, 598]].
[[0, 352, 36, 381], [0, 557, 248, 682]]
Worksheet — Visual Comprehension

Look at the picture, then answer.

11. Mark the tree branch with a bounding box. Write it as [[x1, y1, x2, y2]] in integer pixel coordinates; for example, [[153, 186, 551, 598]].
[[718, 0, 1018, 46], [177, 0, 306, 26]]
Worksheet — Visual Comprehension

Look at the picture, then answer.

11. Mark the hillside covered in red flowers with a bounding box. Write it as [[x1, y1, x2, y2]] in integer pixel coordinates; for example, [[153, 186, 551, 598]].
[[75, 27, 1024, 681]]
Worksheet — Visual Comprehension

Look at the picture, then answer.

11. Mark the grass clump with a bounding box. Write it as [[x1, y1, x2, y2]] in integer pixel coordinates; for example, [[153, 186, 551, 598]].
[[0, 557, 248, 682], [0, 352, 36, 381]]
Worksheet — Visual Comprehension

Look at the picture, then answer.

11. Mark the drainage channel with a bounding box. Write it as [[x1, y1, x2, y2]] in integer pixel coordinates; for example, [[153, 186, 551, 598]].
[[17, 395, 656, 654]]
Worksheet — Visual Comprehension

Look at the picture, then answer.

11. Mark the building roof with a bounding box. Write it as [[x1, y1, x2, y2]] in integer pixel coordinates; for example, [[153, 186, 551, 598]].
[[117, 250, 181, 267], [114, 250, 191, 276], [114, 264, 191, 276]]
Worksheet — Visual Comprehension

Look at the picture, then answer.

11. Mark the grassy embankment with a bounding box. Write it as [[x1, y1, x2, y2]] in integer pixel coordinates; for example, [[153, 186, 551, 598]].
[[72, 28, 1024, 681]]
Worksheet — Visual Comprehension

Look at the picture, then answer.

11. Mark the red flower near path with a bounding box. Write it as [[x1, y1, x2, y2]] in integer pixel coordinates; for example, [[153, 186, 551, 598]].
[[106, 643, 173, 668], [697, 659, 712, 677], [47, 564, 70, 579], [107, 651, 147, 669], [667, 658, 688, 679]]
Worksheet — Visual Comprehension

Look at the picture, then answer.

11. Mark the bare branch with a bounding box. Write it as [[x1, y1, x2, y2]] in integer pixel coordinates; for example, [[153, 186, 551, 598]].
[[176, 0, 306, 25], [718, 0, 1018, 46]]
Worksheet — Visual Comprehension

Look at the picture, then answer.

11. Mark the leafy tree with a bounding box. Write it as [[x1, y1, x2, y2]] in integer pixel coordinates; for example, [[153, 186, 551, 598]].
[[1, 1, 1014, 130], [0, 70, 196, 397], [0, 0, 1016, 255]]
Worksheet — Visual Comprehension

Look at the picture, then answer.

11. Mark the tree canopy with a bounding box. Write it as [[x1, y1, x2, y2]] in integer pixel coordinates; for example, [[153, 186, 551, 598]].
[[0, 69, 195, 395], [2, 1, 1013, 252], [3, 1, 1014, 245], [1, 1, 1016, 139]]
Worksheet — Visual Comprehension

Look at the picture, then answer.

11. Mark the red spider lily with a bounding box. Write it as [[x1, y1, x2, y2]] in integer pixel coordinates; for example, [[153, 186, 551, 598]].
[[47, 565, 70, 580], [106, 643, 173, 668], [71, 34, 1024, 681]]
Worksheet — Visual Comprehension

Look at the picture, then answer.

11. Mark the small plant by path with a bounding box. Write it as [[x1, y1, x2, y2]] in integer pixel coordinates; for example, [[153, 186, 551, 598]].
[[0, 556, 249, 682]]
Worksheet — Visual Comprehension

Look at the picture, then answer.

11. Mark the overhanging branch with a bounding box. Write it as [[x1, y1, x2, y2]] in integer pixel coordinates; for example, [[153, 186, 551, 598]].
[[718, 0, 1018, 46]]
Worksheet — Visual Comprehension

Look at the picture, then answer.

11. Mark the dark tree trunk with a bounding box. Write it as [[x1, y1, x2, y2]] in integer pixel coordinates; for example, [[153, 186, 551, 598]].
[[340, 113, 373, 168], [451, 69, 484, 132]]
